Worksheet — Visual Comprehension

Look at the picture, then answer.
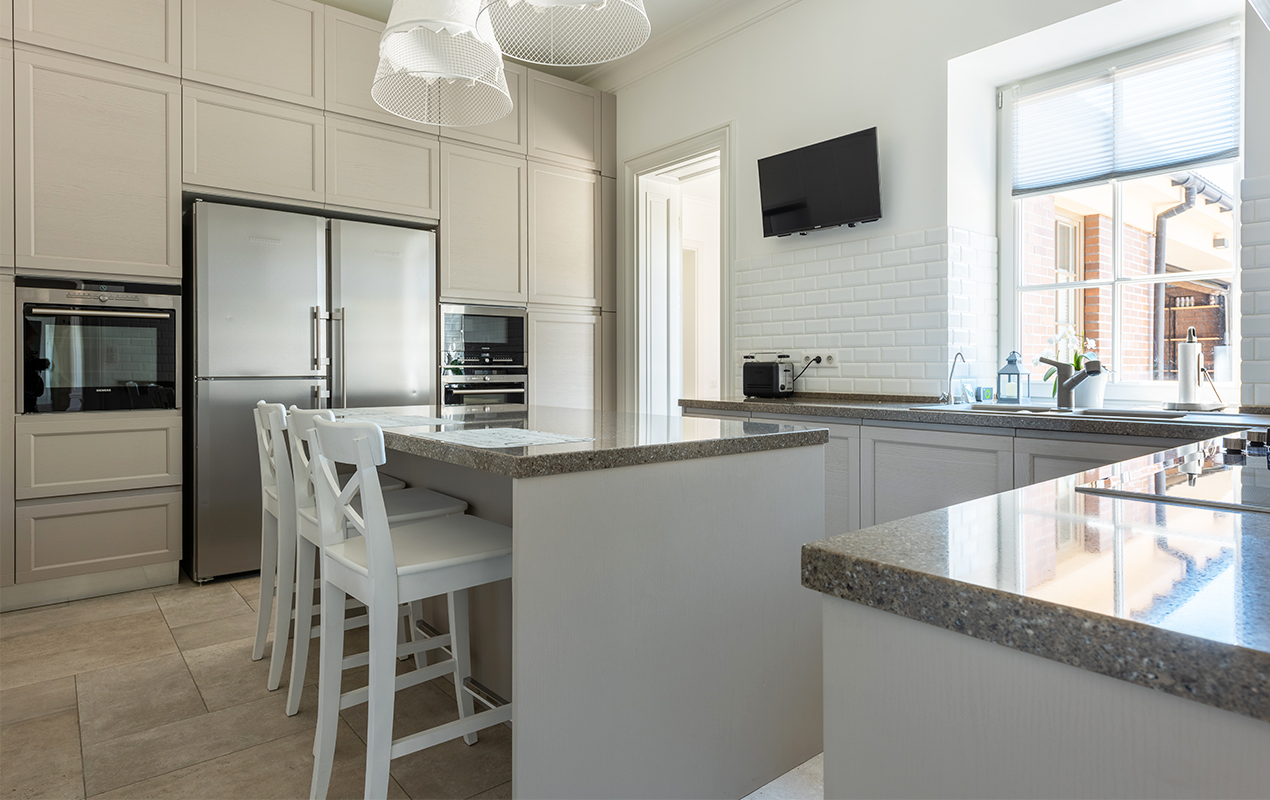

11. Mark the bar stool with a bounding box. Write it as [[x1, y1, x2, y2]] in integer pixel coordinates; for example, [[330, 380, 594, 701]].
[[250, 402, 413, 688], [308, 418, 513, 800], [284, 407, 470, 716]]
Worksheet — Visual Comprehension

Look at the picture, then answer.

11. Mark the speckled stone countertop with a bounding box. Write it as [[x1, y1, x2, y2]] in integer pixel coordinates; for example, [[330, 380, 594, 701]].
[[340, 404, 827, 479], [680, 393, 1264, 440], [803, 434, 1270, 724]]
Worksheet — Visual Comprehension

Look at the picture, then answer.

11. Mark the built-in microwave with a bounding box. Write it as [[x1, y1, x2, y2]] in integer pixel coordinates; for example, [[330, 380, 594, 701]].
[[17, 277, 180, 413], [440, 304, 527, 407]]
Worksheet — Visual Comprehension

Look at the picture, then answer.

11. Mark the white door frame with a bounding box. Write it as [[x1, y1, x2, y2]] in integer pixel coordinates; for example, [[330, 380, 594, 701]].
[[620, 123, 735, 414]]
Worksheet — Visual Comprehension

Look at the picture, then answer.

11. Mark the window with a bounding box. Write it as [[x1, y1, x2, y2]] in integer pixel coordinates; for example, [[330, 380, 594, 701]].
[[1001, 25, 1241, 400]]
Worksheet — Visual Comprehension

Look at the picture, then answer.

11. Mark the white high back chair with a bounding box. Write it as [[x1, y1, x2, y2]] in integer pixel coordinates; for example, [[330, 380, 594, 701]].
[[282, 406, 469, 717], [250, 402, 294, 692], [308, 418, 513, 800]]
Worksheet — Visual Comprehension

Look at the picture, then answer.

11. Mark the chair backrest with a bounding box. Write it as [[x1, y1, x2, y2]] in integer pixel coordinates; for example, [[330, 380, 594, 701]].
[[287, 406, 336, 513], [310, 418, 396, 582], [253, 401, 286, 491], [257, 401, 295, 513]]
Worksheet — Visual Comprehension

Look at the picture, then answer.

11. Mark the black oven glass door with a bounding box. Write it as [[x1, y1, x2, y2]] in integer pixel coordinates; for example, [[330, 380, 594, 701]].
[[443, 382, 527, 406], [23, 305, 177, 413], [442, 311, 525, 364]]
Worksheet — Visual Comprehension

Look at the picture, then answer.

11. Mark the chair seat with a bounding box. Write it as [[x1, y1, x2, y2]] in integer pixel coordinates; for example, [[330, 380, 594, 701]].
[[299, 487, 467, 527], [326, 514, 512, 576]]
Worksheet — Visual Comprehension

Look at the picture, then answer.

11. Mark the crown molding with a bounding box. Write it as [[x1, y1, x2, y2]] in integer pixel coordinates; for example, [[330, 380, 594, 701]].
[[578, 0, 804, 93]]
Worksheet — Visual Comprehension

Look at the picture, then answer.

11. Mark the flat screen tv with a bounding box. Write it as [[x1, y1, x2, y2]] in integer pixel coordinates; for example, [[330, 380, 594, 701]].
[[758, 127, 881, 237]]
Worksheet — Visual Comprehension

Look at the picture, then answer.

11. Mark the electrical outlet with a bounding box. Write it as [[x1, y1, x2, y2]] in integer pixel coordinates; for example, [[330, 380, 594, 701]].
[[801, 353, 836, 366]]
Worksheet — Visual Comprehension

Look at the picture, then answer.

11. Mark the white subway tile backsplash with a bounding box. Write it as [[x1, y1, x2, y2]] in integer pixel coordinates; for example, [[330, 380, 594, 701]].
[[910, 244, 942, 263], [867, 299, 896, 316], [881, 250, 910, 267], [868, 235, 896, 253], [868, 363, 896, 378], [840, 239, 868, 257], [855, 253, 882, 270], [855, 285, 882, 301], [925, 227, 949, 245], [806, 260, 830, 276], [807, 320, 829, 334], [772, 252, 794, 266], [795, 248, 817, 263], [816, 244, 842, 260], [881, 283, 909, 299], [895, 230, 925, 249]]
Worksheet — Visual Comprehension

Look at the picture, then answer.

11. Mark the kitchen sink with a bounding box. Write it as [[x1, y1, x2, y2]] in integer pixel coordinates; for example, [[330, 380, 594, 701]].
[[910, 403, 1189, 419]]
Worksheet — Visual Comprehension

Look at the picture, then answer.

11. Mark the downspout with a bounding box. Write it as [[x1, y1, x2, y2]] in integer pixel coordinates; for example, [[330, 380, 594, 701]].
[[1151, 172, 1235, 379]]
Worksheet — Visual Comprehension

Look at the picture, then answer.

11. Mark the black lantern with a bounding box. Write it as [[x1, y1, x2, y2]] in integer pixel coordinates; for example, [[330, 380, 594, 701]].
[[997, 351, 1029, 404]]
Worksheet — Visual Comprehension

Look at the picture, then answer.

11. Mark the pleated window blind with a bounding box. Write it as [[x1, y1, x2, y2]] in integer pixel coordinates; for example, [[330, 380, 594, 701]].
[[1012, 38, 1240, 196]]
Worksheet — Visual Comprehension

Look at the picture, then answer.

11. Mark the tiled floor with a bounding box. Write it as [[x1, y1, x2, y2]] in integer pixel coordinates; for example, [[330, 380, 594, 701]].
[[0, 574, 511, 800]]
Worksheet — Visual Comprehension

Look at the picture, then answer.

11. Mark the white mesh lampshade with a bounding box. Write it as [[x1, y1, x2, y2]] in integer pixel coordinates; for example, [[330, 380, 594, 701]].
[[477, 0, 651, 67], [373, 0, 513, 127]]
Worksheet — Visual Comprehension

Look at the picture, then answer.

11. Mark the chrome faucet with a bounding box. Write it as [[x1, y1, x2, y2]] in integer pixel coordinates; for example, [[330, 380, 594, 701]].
[[945, 352, 966, 405], [1038, 357, 1102, 410]]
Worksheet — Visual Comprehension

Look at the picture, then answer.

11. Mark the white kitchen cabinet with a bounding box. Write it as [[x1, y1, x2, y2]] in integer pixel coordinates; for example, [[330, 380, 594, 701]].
[[601, 311, 616, 411], [14, 0, 180, 76], [445, 60, 528, 154], [325, 114, 440, 219], [601, 176, 615, 312], [1013, 434, 1191, 487], [529, 310, 600, 410], [1, 275, 13, 588], [439, 141, 528, 304], [601, 90, 616, 179], [15, 50, 181, 280], [528, 162, 600, 308], [182, 0, 324, 108], [0, 44, 13, 271], [14, 488, 181, 583], [527, 68, 601, 172], [754, 416, 861, 536], [182, 84, 325, 203], [15, 412, 182, 500], [323, 7, 437, 134], [860, 424, 1014, 527], [0, 0, 11, 40]]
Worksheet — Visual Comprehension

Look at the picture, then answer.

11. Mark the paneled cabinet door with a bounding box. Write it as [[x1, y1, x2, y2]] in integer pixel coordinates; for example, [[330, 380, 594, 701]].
[[182, 0, 324, 108], [0, 44, 13, 270], [753, 417, 861, 536], [439, 142, 527, 304], [1012, 435, 1187, 487], [446, 60, 528, 154], [529, 310, 600, 410], [14, 0, 180, 76], [1, 276, 13, 588], [15, 51, 180, 279], [860, 425, 1014, 528], [326, 115, 440, 218], [324, 7, 437, 134], [527, 68, 601, 172], [528, 162, 600, 308], [183, 84, 325, 203], [0, 0, 11, 40]]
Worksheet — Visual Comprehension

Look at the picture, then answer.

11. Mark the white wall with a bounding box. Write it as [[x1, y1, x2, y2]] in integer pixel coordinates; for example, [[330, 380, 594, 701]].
[[681, 171, 721, 399], [1239, 5, 1270, 408]]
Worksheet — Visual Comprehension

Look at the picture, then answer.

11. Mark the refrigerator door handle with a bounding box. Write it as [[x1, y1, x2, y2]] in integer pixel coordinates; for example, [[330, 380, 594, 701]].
[[331, 307, 347, 408], [310, 306, 321, 370]]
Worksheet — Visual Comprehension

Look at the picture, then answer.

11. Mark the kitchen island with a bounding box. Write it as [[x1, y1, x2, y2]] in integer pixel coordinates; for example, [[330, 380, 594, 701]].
[[338, 404, 828, 800], [803, 433, 1270, 799]]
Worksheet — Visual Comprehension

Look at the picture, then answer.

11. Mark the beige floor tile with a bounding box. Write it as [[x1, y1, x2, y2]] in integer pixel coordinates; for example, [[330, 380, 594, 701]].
[[170, 611, 267, 653], [76, 653, 207, 746], [341, 682, 511, 800], [466, 781, 512, 800], [0, 709, 84, 799], [0, 676, 77, 726], [0, 591, 158, 640], [0, 610, 177, 691], [89, 718, 408, 800], [740, 752, 823, 800], [154, 583, 252, 630], [226, 574, 263, 611], [82, 685, 319, 796], [182, 635, 319, 713]]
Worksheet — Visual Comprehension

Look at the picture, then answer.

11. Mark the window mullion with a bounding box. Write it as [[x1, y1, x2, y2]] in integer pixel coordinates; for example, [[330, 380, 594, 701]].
[[1112, 180, 1124, 384]]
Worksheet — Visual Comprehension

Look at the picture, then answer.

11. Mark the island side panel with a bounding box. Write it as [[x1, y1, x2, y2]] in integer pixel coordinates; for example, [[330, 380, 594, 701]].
[[823, 595, 1270, 800], [511, 444, 825, 800]]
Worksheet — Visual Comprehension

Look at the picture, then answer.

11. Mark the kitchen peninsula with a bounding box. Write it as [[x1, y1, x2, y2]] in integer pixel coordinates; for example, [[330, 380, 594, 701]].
[[340, 404, 828, 800]]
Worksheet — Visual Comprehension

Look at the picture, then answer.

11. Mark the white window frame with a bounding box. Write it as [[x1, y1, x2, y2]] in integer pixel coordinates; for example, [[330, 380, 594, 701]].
[[998, 19, 1244, 404]]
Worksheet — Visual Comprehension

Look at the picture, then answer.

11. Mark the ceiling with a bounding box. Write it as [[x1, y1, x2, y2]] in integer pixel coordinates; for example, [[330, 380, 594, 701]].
[[317, 0, 723, 82]]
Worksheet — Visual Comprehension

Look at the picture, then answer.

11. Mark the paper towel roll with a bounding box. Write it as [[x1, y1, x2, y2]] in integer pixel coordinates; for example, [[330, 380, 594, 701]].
[[1177, 342, 1202, 404]]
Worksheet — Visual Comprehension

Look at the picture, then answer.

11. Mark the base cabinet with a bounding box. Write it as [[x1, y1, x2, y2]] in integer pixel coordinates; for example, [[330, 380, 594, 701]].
[[754, 417, 861, 536], [1, 276, 13, 588], [1013, 434, 1191, 487], [529, 310, 600, 410], [14, 488, 182, 583], [15, 413, 182, 500]]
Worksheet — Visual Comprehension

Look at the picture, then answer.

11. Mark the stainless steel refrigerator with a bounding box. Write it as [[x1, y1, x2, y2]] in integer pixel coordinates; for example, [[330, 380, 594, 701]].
[[185, 201, 436, 582]]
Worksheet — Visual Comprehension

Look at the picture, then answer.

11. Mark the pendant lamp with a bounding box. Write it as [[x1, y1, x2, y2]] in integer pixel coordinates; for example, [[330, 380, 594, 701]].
[[477, 0, 651, 67], [373, 0, 513, 127]]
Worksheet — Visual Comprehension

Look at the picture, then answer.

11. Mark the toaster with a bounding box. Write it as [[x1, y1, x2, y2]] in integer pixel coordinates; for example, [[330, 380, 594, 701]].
[[743, 360, 795, 398]]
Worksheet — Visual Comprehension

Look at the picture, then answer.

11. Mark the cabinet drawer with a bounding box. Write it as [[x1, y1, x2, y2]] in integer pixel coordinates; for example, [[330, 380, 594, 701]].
[[182, 84, 325, 202], [15, 0, 180, 76], [16, 414, 181, 499], [325, 114, 440, 218], [15, 488, 181, 583]]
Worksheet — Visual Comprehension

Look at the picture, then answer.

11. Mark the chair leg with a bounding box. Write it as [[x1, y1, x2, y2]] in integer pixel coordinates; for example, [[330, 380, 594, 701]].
[[268, 516, 297, 691], [364, 600, 398, 800], [448, 589, 478, 745], [252, 509, 278, 662], [409, 600, 426, 670], [309, 576, 345, 800], [287, 538, 317, 716]]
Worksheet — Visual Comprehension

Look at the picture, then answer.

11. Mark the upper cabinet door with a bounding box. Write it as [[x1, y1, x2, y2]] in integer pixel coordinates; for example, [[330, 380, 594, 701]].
[[326, 115, 439, 219], [445, 60, 527, 154], [527, 68, 601, 172], [0, 0, 13, 40], [15, 51, 181, 280], [528, 162, 599, 308], [14, 0, 180, 76], [0, 45, 13, 270], [182, 0, 323, 108], [324, 7, 436, 134], [439, 142, 527, 304]]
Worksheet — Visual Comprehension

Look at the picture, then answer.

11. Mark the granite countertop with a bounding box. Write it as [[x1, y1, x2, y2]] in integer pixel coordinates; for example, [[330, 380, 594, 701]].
[[680, 393, 1264, 440], [802, 433, 1270, 724], [337, 404, 828, 478]]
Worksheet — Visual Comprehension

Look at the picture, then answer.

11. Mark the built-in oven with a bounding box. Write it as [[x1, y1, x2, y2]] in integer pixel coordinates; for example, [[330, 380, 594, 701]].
[[440, 304, 527, 407], [17, 277, 180, 413]]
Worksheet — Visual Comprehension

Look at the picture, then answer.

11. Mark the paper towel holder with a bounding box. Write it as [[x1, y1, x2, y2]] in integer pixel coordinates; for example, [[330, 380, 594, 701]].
[[1164, 327, 1226, 412]]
